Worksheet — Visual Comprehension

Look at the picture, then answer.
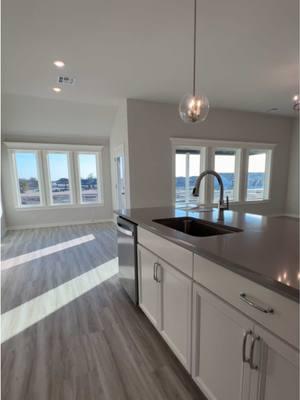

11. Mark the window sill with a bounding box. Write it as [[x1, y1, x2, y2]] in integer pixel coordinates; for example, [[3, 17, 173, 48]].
[[15, 202, 105, 211], [176, 199, 271, 208]]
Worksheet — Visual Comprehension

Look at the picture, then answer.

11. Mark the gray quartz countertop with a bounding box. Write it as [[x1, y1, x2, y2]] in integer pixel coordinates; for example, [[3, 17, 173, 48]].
[[116, 207, 299, 302]]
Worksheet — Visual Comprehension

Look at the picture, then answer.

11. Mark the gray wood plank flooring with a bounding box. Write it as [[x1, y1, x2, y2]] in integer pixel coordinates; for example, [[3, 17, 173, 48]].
[[1, 223, 205, 400]]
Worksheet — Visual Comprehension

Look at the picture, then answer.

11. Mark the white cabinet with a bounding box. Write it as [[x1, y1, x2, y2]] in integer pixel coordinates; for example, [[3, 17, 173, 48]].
[[249, 325, 299, 400], [138, 245, 161, 329], [192, 282, 253, 400], [138, 245, 192, 372], [137, 230, 299, 400], [159, 259, 192, 371], [192, 282, 300, 400]]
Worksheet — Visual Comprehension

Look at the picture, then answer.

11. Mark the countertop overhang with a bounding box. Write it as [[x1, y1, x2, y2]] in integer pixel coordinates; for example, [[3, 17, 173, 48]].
[[116, 207, 300, 303]]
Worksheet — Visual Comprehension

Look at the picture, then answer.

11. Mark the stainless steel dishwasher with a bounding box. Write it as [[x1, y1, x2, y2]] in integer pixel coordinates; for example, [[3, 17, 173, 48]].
[[117, 216, 138, 305]]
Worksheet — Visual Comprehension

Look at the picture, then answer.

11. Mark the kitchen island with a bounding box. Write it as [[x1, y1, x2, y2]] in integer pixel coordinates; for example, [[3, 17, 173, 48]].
[[116, 207, 299, 400]]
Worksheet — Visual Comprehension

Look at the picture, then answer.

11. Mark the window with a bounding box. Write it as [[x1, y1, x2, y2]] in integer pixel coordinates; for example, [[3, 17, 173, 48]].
[[47, 152, 72, 205], [77, 153, 101, 204], [246, 149, 271, 201], [14, 151, 42, 207], [7, 143, 104, 209], [175, 149, 201, 207], [171, 138, 274, 207], [213, 149, 239, 203]]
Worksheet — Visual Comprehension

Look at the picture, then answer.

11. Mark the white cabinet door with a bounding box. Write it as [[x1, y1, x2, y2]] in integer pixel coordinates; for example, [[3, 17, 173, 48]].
[[249, 325, 299, 400], [138, 245, 161, 329], [158, 260, 192, 372], [192, 283, 254, 400]]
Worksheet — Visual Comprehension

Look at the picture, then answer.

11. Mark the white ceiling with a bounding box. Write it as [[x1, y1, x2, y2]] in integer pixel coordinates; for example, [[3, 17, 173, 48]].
[[2, 0, 299, 115]]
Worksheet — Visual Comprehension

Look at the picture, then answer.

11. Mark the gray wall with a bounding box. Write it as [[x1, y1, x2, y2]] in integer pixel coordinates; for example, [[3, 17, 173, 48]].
[[127, 99, 294, 215], [110, 100, 131, 210], [2, 94, 116, 139], [285, 118, 299, 216], [2, 95, 114, 229], [1, 197, 7, 238]]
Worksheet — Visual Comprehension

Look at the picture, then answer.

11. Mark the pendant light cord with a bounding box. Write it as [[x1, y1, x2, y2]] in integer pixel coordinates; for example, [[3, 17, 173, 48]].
[[193, 0, 197, 96]]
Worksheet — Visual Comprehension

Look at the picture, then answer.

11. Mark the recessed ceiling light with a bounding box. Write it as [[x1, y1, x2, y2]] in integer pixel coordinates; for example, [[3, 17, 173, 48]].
[[53, 60, 65, 68], [52, 87, 62, 93]]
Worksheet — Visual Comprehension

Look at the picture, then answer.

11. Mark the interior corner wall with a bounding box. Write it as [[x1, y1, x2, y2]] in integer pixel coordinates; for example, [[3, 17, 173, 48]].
[[285, 118, 299, 216], [126, 99, 293, 215], [110, 100, 131, 211]]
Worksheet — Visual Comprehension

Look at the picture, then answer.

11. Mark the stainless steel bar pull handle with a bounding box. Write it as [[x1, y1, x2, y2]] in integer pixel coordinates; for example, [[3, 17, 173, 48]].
[[155, 263, 161, 283], [249, 335, 261, 370], [117, 225, 133, 237], [240, 293, 274, 314], [153, 262, 157, 282], [242, 330, 252, 364]]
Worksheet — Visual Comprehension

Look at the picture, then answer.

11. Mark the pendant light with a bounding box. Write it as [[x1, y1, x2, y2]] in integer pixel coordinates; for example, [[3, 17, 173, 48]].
[[293, 95, 299, 111], [179, 0, 209, 123]]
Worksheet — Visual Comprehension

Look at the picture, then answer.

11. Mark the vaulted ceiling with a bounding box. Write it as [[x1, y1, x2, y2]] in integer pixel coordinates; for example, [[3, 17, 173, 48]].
[[2, 0, 299, 115]]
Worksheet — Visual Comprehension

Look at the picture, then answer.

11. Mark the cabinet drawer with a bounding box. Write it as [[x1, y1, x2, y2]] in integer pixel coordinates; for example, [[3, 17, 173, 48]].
[[194, 254, 299, 349], [138, 227, 193, 277]]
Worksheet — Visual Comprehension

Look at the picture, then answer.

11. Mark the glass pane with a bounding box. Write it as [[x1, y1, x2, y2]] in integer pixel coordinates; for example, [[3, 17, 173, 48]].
[[187, 153, 201, 203], [78, 153, 99, 203], [213, 149, 237, 203], [48, 153, 71, 204], [175, 153, 186, 205], [15, 152, 41, 206], [246, 150, 267, 201], [175, 150, 200, 206]]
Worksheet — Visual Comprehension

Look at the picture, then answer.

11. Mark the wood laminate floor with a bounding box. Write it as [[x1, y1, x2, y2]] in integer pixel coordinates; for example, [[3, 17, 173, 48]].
[[1, 223, 205, 400]]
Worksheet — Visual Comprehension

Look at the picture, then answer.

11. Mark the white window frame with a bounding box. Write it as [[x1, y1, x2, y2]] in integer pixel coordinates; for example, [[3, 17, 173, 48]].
[[75, 151, 104, 205], [45, 150, 74, 206], [5, 142, 104, 210], [170, 138, 275, 207], [244, 148, 273, 202], [9, 149, 45, 208], [172, 144, 206, 207]]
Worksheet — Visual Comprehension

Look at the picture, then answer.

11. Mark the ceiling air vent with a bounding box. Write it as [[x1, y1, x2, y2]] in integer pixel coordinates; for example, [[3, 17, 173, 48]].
[[57, 75, 76, 86]]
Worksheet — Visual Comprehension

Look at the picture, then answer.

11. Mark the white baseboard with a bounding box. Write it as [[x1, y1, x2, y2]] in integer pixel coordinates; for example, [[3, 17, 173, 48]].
[[268, 212, 299, 218], [7, 218, 114, 231]]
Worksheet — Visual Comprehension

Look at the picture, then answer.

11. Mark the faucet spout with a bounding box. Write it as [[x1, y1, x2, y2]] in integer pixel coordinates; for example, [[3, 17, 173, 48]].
[[192, 169, 228, 221]]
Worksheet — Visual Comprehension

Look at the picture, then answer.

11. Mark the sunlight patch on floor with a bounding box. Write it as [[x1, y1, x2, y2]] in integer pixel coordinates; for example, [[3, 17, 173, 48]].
[[1, 257, 119, 343], [1, 234, 96, 270]]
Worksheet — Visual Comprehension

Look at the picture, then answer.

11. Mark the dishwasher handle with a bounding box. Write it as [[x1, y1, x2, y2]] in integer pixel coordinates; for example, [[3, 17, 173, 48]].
[[117, 224, 134, 237]]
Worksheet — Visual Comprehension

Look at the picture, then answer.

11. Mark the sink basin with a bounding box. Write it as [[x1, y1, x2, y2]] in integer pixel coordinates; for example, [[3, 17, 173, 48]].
[[153, 217, 242, 237]]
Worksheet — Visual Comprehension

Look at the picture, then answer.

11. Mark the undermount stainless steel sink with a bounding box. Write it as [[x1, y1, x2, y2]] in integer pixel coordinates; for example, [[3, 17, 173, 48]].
[[153, 217, 243, 237]]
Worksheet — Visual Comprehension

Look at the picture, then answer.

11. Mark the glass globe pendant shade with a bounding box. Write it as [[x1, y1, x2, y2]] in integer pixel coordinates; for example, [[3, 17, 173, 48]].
[[179, 93, 209, 123]]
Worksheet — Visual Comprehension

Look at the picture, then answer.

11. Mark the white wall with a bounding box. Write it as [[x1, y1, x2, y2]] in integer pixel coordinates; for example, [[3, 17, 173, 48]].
[[2, 94, 116, 138], [2, 95, 115, 229], [126, 99, 294, 215], [285, 118, 299, 216], [110, 100, 131, 210]]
